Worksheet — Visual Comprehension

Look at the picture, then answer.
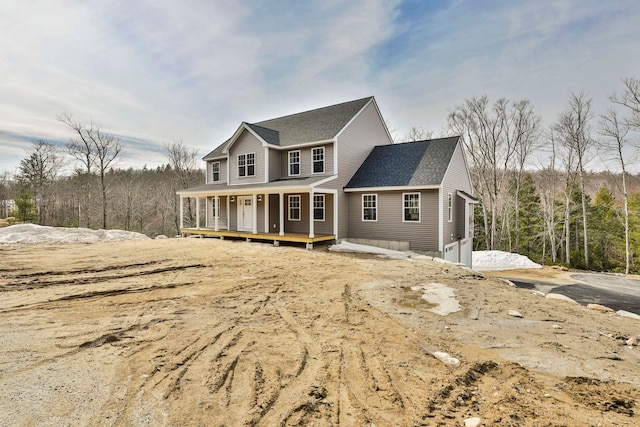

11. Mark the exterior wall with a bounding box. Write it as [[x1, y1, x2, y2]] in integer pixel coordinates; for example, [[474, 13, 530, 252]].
[[206, 196, 228, 229], [283, 193, 309, 234], [228, 130, 265, 185], [326, 101, 393, 239], [269, 149, 281, 181], [279, 144, 334, 178], [313, 193, 334, 235], [206, 159, 228, 184], [268, 194, 280, 233], [441, 142, 473, 248], [346, 190, 439, 251]]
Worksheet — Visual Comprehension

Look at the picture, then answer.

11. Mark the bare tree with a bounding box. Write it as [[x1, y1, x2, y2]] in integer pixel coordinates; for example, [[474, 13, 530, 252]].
[[164, 140, 201, 233], [553, 93, 594, 268], [611, 77, 640, 129], [402, 126, 434, 142], [599, 109, 636, 274], [58, 113, 123, 229], [17, 140, 63, 224]]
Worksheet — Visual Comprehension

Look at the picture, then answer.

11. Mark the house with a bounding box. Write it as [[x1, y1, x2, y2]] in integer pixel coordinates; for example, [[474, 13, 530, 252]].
[[177, 96, 477, 266]]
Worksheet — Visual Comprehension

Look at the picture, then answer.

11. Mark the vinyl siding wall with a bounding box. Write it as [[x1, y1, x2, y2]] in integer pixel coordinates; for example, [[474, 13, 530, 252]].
[[265, 193, 334, 235], [228, 130, 265, 185], [347, 190, 439, 251], [269, 149, 281, 181], [206, 196, 228, 228], [441, 142, 473, 247], [326, 101, 393, 239]]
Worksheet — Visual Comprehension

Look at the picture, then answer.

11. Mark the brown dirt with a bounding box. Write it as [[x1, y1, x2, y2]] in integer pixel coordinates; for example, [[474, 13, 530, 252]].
[[0, 239, 639, 426]]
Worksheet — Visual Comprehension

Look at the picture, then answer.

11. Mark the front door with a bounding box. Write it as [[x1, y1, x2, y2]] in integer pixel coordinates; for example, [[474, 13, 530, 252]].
[[237, 196, 253, 231]]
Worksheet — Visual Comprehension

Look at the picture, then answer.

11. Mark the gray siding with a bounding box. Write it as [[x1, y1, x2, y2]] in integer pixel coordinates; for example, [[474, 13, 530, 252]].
[[347, 190, 439, 251], [269, 149, 281, 181], [326, 101, 392, 239], [313, 193, 334, 235], [228, 130, 265, 185], [206, 196, 228, 228], [441, 143, 473, 248]]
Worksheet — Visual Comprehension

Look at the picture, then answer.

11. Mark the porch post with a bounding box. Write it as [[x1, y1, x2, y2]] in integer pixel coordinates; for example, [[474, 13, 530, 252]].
[[264, 193, 270, 233], [214, 195, 219, 231], [196, 197, 201, 229], [279, 192, 285, 236], [179, 196, 184, 230], [227, 195, 230, 230], [308, 191, 315, 238], [252, 194, 258, 234]]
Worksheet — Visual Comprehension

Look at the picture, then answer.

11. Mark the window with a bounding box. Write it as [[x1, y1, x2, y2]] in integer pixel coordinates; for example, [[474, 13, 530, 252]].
[[312, 147, 324, 174], [403, 193, 420, 222], [362, 194, 377, 221], [211, 197, 219, 218], [288, 150, 300, 176], [447, 193, 453, 222], [313, 194, 325, 221], [238, 153, 255, 177], [211, 162, 220, 182], [288, 195, 301, 220]]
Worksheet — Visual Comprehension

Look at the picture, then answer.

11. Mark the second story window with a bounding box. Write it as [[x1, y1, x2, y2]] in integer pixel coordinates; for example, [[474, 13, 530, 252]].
[[312, 147, 324, 174], [211, 161, 220, 182], [238, 153, 255, 177], [288, 150, 300, 176]]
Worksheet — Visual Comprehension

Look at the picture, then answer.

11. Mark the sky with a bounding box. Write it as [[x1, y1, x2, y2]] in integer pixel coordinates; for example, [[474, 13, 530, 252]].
[[1, 0, 639, 175]]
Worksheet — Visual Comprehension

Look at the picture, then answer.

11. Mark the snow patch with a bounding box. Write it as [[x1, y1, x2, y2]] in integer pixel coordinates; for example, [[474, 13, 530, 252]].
[[411, 283, 461, 316], [328, 241, 411, 260], [0, 224, 150, 244], [472, 250, 541, 271]]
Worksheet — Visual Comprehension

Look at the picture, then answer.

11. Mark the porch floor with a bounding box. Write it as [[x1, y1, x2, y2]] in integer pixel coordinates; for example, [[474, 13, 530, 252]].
[[180, 228, 335, 246]]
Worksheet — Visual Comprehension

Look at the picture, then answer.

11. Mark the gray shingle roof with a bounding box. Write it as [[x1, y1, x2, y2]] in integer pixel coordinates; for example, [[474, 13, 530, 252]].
[[345, 136, 460, 188], [203, 97, 373, 160]]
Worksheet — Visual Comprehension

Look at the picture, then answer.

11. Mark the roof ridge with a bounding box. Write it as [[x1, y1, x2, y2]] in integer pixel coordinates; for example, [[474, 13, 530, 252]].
[[255, 96, 373, 125]]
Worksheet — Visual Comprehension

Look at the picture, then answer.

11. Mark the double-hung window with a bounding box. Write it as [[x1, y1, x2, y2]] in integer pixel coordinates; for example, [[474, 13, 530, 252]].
[[447, 193, 453, 222], [289, 195, 301, 220], [238, 153, 255, 177], [288, 150, 300, 176], [211, 161, 220, 182], [362, 194, 377, 221], [312, 147, 324, 174], [403, 193, 420, 222], [313, 194, 325, 221]]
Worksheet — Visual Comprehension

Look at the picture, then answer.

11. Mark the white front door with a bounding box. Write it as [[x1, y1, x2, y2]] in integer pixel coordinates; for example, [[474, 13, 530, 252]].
[[237, 196, 253, 231]]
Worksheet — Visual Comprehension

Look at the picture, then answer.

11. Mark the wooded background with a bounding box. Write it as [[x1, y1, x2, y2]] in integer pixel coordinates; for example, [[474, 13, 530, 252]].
[[2, 78, 640, 273]]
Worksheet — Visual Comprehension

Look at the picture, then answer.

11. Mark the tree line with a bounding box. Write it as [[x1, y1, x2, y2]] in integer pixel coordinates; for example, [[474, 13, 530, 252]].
[[2, 78, 640, 273]]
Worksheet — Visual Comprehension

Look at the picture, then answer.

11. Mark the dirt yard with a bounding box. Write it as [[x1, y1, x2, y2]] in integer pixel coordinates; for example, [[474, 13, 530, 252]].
[[1, 238, 639, 426]]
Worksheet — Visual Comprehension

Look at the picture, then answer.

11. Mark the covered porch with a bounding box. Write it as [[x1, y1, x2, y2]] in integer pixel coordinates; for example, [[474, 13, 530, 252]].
[[178, 186, 337, 249]]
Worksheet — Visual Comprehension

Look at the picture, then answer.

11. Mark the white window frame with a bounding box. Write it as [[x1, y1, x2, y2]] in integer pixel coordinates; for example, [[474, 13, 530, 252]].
[[288, 195, 301, 221], [362, 194, 377, 222], [447, 192, 453, 222], [288, 150, 300, 176], [312, 147, 325, 174], [211, 197, 219, 218], [313, 194, 325, 221], [211, 161, 220, 182], [403, 193, 420, 222], [238, 153, 256, 178]]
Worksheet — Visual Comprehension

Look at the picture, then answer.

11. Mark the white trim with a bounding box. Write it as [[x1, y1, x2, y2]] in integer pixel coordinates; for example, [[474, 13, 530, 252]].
[[264, 146, 269, 182], [270, 139, 335, 150], [264, 192, 269, 233], [288, 150, 301, 176], [252, 194, 258, 234], [447, 192, 453, 222], [288, 195, 301, 221], [402, 192, 421, 223], [311, 146, 325, 175], [309, 191, 315, 238], [438, 188, 443, 251], [344, 184, 440, 193], [362, 193, 377, 222], [313, 194, 325, 222], [222, 123, 272, 154], [237, 152, 256, 178], [211, 161, 221, 183], [333, 192, 339, 239]]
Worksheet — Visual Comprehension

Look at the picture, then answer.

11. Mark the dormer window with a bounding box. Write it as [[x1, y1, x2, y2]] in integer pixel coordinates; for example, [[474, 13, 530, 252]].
[[288, 150, 300, 176], [312, 147, 324, 174], [238, 153, 255, 177], [211, 161, 220, 182]]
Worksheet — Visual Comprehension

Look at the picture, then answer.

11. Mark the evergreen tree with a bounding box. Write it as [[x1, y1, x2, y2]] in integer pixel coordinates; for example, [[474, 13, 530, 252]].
[[14, 190, 37, 223], [515, 174, 544, 261]]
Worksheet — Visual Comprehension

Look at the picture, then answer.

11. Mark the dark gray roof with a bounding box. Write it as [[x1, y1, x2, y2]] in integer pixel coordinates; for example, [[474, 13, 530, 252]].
[[203, 97, 373, 160], [177, 176, 329, 194], [345, 136, 460, 188]]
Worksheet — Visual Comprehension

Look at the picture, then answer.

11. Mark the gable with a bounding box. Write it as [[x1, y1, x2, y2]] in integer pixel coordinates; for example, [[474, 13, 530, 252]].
[[345, 136, 460, 189]]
